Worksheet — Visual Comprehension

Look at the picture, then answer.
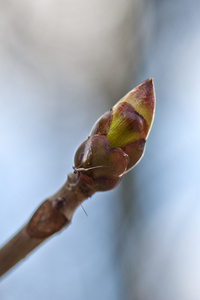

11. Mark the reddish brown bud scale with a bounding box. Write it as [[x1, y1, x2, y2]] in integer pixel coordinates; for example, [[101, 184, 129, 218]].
[[119, 78, 155, 129], [90, 110, 112, 136], [74, 135, 128, 191], [74, 79, 155, 192], [121, 139, 145, 170]]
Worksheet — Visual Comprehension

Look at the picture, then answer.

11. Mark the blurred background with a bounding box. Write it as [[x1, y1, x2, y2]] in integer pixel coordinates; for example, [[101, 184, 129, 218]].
[[0, 0, 200, 299]]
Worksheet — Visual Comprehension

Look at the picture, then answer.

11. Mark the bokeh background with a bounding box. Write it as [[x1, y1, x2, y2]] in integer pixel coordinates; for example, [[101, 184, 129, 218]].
[[0, 0, 200, 299]]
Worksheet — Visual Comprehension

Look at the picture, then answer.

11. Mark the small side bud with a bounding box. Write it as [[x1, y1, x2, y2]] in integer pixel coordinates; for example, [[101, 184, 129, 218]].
[[74, 79, 155, 192]]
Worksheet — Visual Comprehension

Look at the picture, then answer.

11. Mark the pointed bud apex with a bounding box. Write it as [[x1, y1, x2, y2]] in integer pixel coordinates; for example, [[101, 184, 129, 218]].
[[74, 79, 155, 192], [108, 78, 155, 145]]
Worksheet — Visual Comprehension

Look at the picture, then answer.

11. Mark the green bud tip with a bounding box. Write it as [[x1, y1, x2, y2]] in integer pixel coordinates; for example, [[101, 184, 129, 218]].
[[107, 78, 155, 148]]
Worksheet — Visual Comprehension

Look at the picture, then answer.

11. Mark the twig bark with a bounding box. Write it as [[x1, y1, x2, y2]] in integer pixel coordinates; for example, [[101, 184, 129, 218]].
[[0, 173, 95, 278]]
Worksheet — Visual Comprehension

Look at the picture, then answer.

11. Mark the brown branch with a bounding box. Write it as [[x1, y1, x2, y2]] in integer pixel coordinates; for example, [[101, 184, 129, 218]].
[[0, 79, 155, 279], [0, 173, 95, 278]]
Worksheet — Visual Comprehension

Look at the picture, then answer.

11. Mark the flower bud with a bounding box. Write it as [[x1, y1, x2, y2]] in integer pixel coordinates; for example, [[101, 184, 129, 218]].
[[74, 79, 155, 192]]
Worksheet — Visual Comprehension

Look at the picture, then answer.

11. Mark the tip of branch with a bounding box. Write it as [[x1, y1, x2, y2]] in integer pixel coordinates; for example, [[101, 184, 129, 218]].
[[117, 78, 155, 129]]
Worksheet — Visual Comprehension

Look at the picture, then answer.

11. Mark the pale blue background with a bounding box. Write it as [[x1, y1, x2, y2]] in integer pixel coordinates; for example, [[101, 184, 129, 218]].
[[1, 0, 200, 299]]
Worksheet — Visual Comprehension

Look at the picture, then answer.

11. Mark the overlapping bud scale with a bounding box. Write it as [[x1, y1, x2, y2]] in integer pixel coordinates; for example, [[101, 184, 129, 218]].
[[74, 79, 155, 192]]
